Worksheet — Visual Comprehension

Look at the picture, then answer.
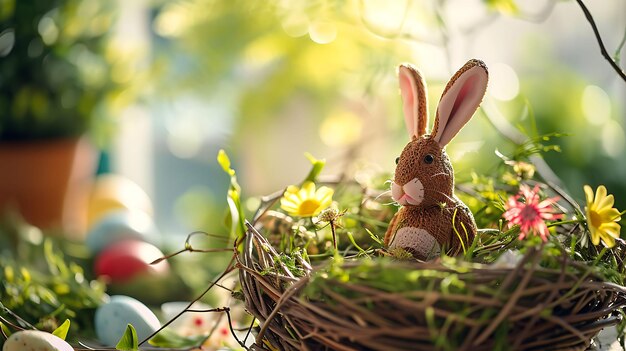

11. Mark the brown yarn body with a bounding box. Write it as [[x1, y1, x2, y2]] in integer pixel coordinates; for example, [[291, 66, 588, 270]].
[[384, 137, 476, 256]]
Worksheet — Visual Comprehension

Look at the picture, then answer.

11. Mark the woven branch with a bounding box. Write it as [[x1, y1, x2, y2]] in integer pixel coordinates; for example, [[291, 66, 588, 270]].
[[238, 223, 626, 351]]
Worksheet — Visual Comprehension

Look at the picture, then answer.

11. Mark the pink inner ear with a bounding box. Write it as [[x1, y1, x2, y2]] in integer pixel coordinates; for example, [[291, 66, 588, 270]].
[[434, 66, 488, 147], [447, 76, 476, 123], [399, 72, 417, 138]]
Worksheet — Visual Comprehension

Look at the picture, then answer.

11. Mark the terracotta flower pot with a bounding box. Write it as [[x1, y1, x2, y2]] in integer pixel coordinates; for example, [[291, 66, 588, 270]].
[[0, 137, 96, 240]]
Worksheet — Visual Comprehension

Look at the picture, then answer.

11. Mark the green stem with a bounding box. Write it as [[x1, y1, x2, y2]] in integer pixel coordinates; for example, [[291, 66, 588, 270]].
[[547, 218, 583, 227], [308, 252, 334, 259], [593, 247, 609, 265], [330, 220, 338, 251]]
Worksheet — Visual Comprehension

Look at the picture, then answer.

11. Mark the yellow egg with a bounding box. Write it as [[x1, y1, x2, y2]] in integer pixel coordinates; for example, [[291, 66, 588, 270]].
[[87, 174, 153, 228]]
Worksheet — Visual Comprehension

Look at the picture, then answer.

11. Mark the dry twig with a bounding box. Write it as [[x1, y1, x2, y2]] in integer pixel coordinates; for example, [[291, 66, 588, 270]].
[[575, 0, 626, 82]]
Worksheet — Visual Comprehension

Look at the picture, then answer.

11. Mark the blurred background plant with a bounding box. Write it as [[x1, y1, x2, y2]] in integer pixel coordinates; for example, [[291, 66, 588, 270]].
[[0, 212, 106, 346], [139, 0, 625, 244], [3, 0, 621, 243], [0, 0, 141, 144], [0, 0, 148, 237]]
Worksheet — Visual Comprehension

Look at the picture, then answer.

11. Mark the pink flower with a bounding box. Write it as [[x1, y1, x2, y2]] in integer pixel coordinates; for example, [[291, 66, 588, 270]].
[[503, 185, 563, 241]]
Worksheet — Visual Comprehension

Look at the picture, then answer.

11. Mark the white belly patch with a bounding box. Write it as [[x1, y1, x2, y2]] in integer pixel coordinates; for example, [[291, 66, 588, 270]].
[[389, 227, 441, 260]]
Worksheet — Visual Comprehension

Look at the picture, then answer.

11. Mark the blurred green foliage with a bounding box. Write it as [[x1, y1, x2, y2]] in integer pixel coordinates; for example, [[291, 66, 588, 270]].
[[521, 67, 626, 210], [0, 0, 134, 144], [151, 0, 409, 124], [0, 213, 106, 345], [149, 0, 624, 214]]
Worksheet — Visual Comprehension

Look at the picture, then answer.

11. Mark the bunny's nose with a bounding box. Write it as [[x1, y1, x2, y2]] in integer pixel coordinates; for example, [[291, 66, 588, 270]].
[[391, 178, 424, 206]]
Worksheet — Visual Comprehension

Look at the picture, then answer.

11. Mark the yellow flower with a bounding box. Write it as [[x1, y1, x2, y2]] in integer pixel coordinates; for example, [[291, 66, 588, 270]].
[[280, 181, 333, 217], [584, 185, 621, 248]]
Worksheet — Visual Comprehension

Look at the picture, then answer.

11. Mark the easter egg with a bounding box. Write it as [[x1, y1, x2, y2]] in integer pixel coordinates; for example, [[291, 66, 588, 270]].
[[95, 239, 169, 282], [86, 210, 160, 254], [94, 295, 161, 347], [87, 174, 153, 228], [2, 330, 73, 351]]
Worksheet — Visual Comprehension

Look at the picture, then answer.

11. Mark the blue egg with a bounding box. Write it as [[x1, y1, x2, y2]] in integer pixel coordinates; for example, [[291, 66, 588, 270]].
[[95, 295, 161, 347], [86, 210, 160, 254]]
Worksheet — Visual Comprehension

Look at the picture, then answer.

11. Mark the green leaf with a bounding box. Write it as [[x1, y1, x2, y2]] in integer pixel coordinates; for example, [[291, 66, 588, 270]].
[[227, 189, 246, 248], [0, 322, 12, 339], [116, 324, 138, 351], [218, 149, 246, 247], [303, 152, 326, 183], [52, 319, 70, 340], [4, 266, 14, 282], [217, 149, 235, 176], [148, 328, 206, 348], [365, 228, 383, 246]]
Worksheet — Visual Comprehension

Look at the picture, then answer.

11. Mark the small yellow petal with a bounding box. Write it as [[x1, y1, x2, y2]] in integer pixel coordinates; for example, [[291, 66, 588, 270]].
[[284, 186, 300, 198], [285, 193, 302, 203], [599, 222, 621, 236], [588, 226, 600, 245], [598, 208, 621, 223], [596, 194, 615, 211], [584, 185, 594, 206], [319, 199, 333, 209], [316, 187, 334, 200], [280, 201, 299, 211], [302, 181, 316, 198], [601, 233, 616, 248], [594, 185, 607, 208]]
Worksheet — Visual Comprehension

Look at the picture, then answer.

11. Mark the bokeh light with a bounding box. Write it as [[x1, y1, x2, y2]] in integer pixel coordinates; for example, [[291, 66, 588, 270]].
[[601, 120, 625, 158], [308, 20, 337, 44], [488, 63, 519, 101], [319, 109, 363, 147], [582, 85, 611, 127]]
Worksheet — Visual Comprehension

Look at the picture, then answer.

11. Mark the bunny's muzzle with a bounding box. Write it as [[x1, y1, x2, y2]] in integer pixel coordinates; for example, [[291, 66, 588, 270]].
[[391, 178, 424, 206]]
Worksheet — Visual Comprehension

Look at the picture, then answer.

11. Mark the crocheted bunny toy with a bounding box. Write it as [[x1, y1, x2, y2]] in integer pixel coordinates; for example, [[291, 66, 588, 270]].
[[384, 59, 488, 260]]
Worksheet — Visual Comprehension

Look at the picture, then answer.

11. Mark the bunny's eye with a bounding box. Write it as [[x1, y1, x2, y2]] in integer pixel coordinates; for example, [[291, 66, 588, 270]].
[[395, 157, 400, 165], [424, 154, 434, 164]]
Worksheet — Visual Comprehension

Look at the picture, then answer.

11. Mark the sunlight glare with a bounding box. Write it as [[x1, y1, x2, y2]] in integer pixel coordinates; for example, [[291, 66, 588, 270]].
[[488, 63, 519, 101], [154, 4, 189, 37], [582, 85, 611, 126], [167, 119, 203, 159], [281, 12, 309, 37], [601, 120, 625, 158], [38, 16, 59, 45], [359, 0, 410, 36], [309, 20, 337, 44], [320, 110, 362, 146]]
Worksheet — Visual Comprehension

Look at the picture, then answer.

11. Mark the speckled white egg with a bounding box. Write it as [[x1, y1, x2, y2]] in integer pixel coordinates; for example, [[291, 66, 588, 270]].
[[94, 295, 161, 346], [86, 210, 160, 254], [2, 330, 72, 351]]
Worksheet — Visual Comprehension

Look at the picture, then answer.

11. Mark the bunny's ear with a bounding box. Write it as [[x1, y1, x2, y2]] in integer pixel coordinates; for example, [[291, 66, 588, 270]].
[[432, 59, 488, 147], [398, 64, 428, 139]]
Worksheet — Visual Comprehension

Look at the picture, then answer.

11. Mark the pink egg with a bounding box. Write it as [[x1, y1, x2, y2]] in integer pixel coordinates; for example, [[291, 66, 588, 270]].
[[95, 240, 169, 283]]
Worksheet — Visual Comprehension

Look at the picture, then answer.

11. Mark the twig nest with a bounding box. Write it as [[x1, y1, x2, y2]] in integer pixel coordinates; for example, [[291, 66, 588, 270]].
[[240, 226, 626, 351]]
